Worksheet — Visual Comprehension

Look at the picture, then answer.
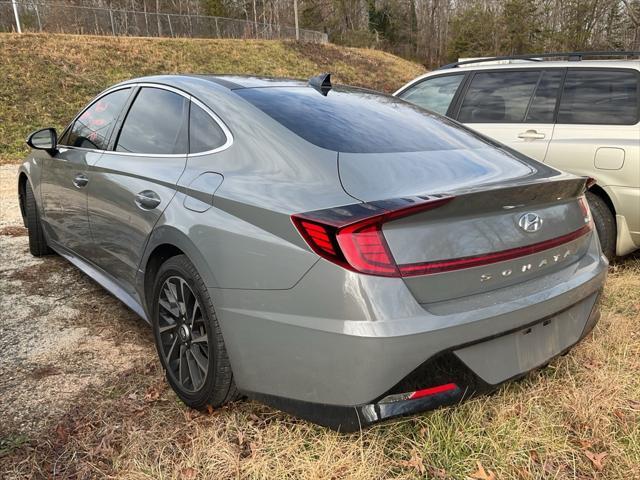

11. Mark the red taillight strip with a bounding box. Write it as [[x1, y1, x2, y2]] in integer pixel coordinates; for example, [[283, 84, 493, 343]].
[[399, 223, 592, 277]]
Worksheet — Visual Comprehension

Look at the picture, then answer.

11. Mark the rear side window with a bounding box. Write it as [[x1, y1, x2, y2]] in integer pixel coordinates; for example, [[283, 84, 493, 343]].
[[65, 88, 130, 150], [398, 74, 464, 115], [235, 86, 488, 153], [558, 70, 639, 125], [189, 103, 227, 153], [525, 70, 563, 123], [458, 71, 540, 123], [116, 87, 188, 155]]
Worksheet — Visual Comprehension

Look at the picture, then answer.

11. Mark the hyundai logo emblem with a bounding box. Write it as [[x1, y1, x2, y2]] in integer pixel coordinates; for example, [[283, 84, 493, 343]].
[[518, 213, 543, 233]]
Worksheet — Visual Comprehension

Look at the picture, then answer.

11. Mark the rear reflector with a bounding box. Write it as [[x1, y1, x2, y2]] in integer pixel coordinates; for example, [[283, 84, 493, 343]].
[[379, 382, 459, 404], [408, 383, 459, 400], [292, 194, 592, 278]]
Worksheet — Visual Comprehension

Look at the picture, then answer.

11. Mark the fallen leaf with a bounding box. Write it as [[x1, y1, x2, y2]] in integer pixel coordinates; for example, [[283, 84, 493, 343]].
[[206, 405, 215, 415], [248, 413, 261, 422], [144, 385, 161, 402], [55, 422, 69, 443], [180, 467, 197, 479], [399, 449, 426, 474], [578, 439, 594, 449], [584, 450, 608, 471], [427, 465, 448, 478], [469, 461, 496, 480]]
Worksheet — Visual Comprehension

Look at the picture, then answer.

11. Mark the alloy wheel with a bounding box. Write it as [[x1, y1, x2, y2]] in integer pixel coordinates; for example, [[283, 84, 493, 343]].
[[157, 276, 209, 392]]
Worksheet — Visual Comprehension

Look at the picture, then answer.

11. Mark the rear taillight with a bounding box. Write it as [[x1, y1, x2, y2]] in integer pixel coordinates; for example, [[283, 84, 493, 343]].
[[293, 195, 593, 278], [292, 195, 454, 277]]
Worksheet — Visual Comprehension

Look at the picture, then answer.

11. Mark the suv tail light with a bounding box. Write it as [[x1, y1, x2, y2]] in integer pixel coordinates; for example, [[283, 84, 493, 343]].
[[292, 195, 454, 277]]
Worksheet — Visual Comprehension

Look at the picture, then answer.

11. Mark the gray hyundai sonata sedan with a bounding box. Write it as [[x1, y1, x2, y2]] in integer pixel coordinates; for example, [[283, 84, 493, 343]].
[[18, 74, 607, 431]]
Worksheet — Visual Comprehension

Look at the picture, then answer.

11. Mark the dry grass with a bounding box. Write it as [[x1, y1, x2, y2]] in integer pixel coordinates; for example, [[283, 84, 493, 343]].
[[1, 159, 639, 478], [0, 33, 424, 163]]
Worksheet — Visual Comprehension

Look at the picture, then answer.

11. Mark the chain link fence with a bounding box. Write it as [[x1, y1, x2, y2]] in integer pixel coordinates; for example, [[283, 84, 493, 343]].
[[0, 0, 328, 42]]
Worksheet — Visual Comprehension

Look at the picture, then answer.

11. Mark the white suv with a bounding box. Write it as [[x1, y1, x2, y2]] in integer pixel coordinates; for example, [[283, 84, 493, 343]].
[[395, 53, 640, 259]]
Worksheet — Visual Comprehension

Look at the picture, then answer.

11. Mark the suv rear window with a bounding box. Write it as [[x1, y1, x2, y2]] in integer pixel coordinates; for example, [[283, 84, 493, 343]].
[[235, 86, 487, 153], [558, 70, 639, 125]]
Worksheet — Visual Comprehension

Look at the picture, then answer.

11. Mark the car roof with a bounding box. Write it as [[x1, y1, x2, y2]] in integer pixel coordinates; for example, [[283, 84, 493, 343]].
[[117, 74, 308, 90]]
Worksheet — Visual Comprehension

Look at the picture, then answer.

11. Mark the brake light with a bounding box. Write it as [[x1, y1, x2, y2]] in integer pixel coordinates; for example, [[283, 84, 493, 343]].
[[291, 195, 454, 277]]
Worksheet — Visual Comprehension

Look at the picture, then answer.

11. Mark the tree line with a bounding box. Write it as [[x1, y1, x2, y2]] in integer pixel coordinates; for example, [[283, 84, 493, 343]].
[[45, 0, 640, 67]]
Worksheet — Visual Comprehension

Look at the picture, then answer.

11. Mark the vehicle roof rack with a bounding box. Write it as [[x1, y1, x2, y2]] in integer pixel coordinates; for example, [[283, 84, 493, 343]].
[[438, 51, 640, 70]]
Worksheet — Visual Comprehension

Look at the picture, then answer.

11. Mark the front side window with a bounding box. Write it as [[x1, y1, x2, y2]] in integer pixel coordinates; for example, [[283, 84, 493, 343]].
[[116, 87, 189, 155], [189, 103, 227, 153], [558, 70, 639, 125], [458, 71, 541, 123], [65, 88, 131, 150], [398, 74, 464, 115]]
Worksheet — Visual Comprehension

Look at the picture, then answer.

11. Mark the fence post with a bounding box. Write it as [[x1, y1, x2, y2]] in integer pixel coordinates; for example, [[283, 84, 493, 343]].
[[167, 14, 173, 37], [109, 8, 115, 35], [34, 3, 42, 32], [293, 0, 299, 41], [11, 0, 22, 33]]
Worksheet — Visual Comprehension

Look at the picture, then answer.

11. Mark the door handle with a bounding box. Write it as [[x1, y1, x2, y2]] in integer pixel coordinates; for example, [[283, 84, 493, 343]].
[[518, 129, 546, 140], [73, 173, 89, 188], [135, 190, 161, 210]]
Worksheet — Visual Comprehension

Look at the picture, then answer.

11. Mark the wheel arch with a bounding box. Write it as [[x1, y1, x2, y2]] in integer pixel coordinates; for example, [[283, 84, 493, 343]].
[[588, 184, 616, 220], [139, 225, 218, 315]]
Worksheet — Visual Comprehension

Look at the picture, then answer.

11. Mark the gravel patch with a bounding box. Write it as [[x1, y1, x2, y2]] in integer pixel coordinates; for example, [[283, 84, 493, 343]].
[[0, 164, 155, 437]]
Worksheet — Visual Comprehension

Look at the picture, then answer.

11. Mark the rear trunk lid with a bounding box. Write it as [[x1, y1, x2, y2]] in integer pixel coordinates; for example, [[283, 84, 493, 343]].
[[338, 148, 593, 303]]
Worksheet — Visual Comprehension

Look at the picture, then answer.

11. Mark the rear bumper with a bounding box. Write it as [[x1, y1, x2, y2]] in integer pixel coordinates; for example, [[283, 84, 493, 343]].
[[210, 233, 607, 429], [249, 294, 602, 432]]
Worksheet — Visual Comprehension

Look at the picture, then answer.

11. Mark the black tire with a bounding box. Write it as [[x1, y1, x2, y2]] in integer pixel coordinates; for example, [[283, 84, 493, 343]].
[[24, 181, 52, 256], [151, 254, 239, 409], [586, 191, 616, 260]]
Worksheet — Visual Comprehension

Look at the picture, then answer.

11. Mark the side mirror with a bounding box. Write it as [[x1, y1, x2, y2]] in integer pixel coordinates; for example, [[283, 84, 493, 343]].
[[27, 128, 57, 153]]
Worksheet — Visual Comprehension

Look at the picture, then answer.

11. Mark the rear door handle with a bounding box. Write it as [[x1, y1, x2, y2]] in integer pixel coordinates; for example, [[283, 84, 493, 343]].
[[135, 190, 161, 210], [73, 173, 89, 188], [518, 129, 546, 140]]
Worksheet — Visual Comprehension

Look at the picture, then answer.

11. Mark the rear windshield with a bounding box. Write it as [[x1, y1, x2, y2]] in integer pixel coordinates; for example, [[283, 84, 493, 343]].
[[235, 86, 487, 153]]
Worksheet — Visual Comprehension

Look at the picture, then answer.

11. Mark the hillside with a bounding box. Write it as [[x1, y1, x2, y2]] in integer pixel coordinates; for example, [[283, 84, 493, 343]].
[[0, 33, 424, 163]]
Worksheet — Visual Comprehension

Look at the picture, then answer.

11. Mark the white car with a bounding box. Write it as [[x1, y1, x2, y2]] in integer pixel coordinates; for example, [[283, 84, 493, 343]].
[[395, 53, 640, 259]]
